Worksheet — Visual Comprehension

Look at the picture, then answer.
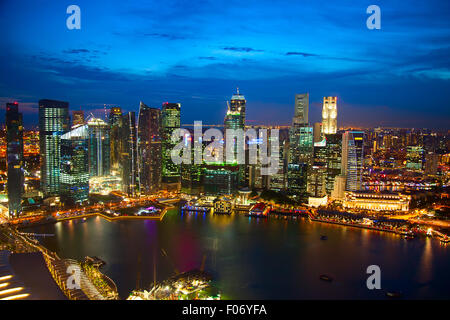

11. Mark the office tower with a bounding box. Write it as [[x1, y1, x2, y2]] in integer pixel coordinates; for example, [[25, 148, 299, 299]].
[[137, 102, 162, 194], [269, 139, 288, 191], [6, 102, 24, 218], [121, 112, 138, 196], [309, 141, 327, 197], [87, 117, 110, 177], [161, 102, 181, 186], [60, 125, 89, 205], [181, 131, 203, 195], [204, 164, 240, 195], [72, 110, 85, 127], [322, 96, 337, 134], [425, 152, 439, 176], [293, 93, 309, 126], [324, 133, 342, 194], [341, 131, 364, 191], [109, 107, 123, 171], [226, 88, 246, 129], [39, 99, 70, 196], [225, 89, 247, 185], [313, 122, 323, 144], [406, 146, 425, 170], [288, 126, 313, 200]]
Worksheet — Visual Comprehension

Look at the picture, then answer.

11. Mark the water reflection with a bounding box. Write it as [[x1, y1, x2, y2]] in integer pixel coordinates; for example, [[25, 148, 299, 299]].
[[27, 208, 449, 299]]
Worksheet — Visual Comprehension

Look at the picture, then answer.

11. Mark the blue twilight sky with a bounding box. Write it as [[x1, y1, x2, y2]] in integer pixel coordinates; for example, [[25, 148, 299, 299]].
[[0, 0, 449, 128]]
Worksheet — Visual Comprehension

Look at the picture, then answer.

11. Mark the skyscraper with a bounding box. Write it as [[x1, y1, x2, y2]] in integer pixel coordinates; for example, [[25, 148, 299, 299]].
[[109, 106, 123, 172], [225, 89, 246, 185], [341, 131, 364, 191], [322, 96, 337, 134], [137, 101, 162, 194], [72, 110, 85, 127], [161, 102, 181, 187], [6, 102, 24, 218], [324, 133, 342, 194], [121, 112, 138, 196], [39, 99, 70, 196], [87, 117, 110, 177], [293, 93, 309, 126], [288, 126, 313, 200], [225, 88, 246, 129], [60, 124, 89, 205]]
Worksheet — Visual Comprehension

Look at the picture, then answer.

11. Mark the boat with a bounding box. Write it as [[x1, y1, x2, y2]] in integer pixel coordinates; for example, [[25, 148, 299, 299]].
[[320, 235, 328, 240], [386, 291, 402, 298], [403, 234, 415, 240], [319, 274, 333, 282]]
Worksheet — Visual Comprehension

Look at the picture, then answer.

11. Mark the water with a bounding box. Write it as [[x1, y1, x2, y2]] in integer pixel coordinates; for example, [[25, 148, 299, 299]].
[[27, 208, 450, 299]]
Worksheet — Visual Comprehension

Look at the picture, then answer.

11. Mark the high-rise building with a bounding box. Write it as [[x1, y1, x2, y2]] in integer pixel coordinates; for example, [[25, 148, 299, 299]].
[[313, 122, 323, 144], [341, 131, 364, 191], [180, 129, 203, 195], [60, 124, 89, 205], [204, 164, 239, 195], [87, 117, 110, 177], [39, 99, 70, 196], [322, 96, 337, 134], [109, 107, 123, 172], [225, 89, 247, 185], [121, 112, 138, 196], [324, 133, 342, 194], [137, 102, 162, 194], [161, 102, 181, 186], [6, 102, 24, 218], [406, 146, 424, 170], [72, 110, 85, 127], [288, 126, 313, 200], [293, 93, 309, 126], [226, 88, 246, 129]]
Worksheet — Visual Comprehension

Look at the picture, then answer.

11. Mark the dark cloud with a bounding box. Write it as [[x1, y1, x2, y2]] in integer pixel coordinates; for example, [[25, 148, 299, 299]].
[[63, 49, 90, 54], [198, 56, 217, 60], [285, 52, 318, 57], [142, 33, 187, 40], [222, 47, 264, 53]]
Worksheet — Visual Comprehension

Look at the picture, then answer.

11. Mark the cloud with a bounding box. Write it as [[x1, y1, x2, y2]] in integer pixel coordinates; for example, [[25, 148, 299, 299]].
[[285, 52, 318, 57], [63, 49, 90, 54], [222, 47, 264, 53]]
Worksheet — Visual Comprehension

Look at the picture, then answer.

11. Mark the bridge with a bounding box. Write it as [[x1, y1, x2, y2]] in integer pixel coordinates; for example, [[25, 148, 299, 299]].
[[8, 228, 119, 300]]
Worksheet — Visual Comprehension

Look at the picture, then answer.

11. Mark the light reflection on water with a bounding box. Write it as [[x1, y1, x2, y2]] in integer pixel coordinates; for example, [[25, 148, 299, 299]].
[[27, 208, 450, 300]]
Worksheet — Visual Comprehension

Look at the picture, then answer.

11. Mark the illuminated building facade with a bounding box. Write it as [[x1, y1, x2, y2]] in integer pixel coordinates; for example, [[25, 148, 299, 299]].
[[181, 131, 203, 195], [60, 125, 89, 205], [324, 133, 342, 194], [161, 102, 181, 186], [87, 117, 110, 177], [109, 107, 123, 171], [322, 96, 337, 134], [341, 131, 364, 191], [293, 93, 308, 126], [138, 102, 162, 194], [288, 125, 313, 200], [72, 110, 85, 127], [406, 146, 424, 170], [226, 88, 246, 129], [6, 102, 24, 218], [39, 99, 70, 196], [121, 112, 138, 196], [343, 191, 411, 211], [225, 89, 246, 185], [204, 164, 239, 195]]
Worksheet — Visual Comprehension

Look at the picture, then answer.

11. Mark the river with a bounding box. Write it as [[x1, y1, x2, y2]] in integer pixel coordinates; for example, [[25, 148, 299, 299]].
[[26, 208, 450, 299]]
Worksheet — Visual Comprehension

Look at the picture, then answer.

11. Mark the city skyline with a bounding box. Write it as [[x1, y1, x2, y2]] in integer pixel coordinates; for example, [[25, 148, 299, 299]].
[[0, 0, 449, 129]]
